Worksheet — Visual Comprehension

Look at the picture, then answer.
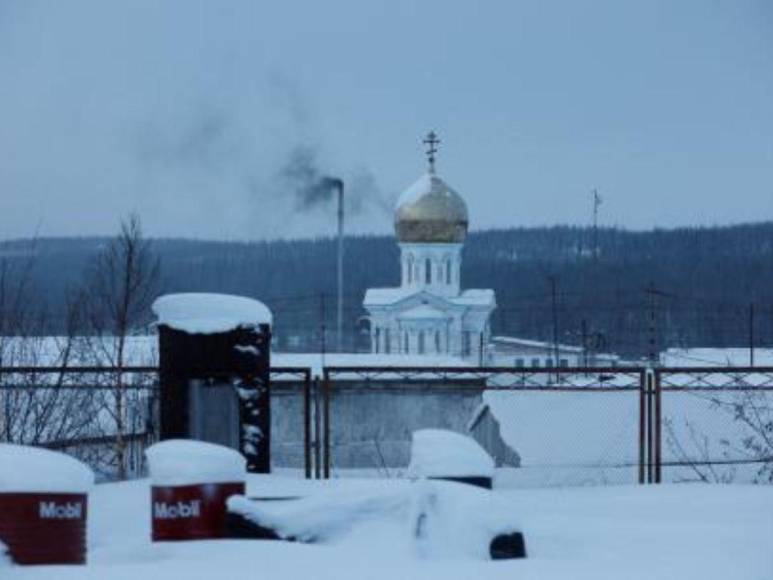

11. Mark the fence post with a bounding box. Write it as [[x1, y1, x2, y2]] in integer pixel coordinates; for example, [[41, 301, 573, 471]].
[[323, 369, 331, 479], [639, 369, 646, 484], [311, 377, 321, 479], [654, 369, 662, 484], [303, 371, 311, 480], [646, 367, 655, 484]]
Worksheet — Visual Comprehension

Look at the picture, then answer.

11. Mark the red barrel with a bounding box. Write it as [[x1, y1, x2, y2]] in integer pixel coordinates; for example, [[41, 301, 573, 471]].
[[152, 482, 245, 541], [0, 492, 87, 565]]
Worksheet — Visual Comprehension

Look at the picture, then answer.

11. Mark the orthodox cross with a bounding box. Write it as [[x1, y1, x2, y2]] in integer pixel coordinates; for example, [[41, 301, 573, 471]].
[[422, 131, 441, 174]]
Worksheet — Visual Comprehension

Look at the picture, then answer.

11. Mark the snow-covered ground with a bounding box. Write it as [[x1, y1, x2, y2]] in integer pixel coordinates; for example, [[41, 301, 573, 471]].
[[4, 476, 772, 579]]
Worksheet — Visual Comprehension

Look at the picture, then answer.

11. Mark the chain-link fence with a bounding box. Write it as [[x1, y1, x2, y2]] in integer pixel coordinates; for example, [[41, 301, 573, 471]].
[[321, 367, 647, 487], [0, 366, 315, 480], [0, 366, 158, 480], [5, 364, 772, 486], [656, 367, 773, 484]]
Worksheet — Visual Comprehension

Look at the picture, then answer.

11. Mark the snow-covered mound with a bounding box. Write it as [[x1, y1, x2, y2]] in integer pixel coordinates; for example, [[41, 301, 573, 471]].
[[228, 479, 520, 560], [152, 293, 272, 334], [0, 540, 10, 568], [408, 429, 495, 479], [0, 444, 94, 493], [145, 440, 246, 486]]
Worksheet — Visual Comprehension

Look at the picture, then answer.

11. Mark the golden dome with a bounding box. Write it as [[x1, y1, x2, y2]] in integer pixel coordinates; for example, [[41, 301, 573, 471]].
[[394, 173, 468, 243]]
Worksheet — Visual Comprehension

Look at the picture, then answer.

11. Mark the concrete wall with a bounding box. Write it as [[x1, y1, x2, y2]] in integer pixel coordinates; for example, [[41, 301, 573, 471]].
[[269, 380, 485, 471]]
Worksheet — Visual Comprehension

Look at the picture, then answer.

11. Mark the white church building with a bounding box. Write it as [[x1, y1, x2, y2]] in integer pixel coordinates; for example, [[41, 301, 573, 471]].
[[363, 133, 496, 363]]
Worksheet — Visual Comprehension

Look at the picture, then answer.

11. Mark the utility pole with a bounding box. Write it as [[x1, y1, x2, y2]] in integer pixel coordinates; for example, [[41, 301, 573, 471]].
[[550, 276, 560, 368], [334, 180, 345, 354], [749, 302, 755, 367], [320, 292, 327, 367], [646, 282, 657, 366], [592, 189, 602, 261]]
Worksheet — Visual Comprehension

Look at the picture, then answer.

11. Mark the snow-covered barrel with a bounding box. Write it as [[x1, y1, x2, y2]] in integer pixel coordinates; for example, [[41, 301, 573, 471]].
[[0, 444, 93, 565], [146, 440, 246, 541], [408, 429, 495, 489]]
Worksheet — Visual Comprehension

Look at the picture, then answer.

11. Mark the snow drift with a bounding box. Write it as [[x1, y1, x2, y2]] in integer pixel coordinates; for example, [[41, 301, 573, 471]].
[[408, 429, 495, 479], [228, 479, 521, 560]]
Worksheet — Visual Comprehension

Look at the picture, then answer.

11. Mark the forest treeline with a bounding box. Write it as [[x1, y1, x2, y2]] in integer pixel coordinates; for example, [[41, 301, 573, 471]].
[[2, 222, 772, 358]]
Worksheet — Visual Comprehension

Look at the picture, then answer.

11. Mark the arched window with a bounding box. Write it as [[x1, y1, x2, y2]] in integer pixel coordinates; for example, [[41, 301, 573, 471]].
[[425, 258, 432, 284], [374, 327, 380, 354], [418, 330, 426, 354], [445, 259, 452, 284]]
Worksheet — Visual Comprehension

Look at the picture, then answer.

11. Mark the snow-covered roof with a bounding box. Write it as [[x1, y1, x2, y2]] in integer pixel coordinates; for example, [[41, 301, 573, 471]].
[[364, 287, 414, 306], [0, 336, 467, 376], [661, 347, 773, 367], [491, 336, 583, 354], [451, 289, 496, 307], [152, 293, 272, 334], [273, 353, 467, 377], [145, 439, 246, 486], [364, 288, 494, 308], [0, 444, 94, 493]]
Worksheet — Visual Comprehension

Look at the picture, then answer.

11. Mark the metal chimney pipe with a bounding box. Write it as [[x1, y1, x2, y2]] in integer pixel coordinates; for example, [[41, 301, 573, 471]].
[[335, 180, 344, 353]]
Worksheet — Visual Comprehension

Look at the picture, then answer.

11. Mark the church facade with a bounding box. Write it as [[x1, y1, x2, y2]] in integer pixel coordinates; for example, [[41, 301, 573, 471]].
[[363, 134, 496, 363]]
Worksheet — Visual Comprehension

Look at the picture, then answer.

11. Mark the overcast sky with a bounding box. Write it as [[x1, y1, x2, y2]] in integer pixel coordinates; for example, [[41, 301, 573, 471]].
[[1, 1, 772, 241]]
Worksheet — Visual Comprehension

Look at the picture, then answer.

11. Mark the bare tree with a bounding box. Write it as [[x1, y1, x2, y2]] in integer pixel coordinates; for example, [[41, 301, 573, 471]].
[[664, 389, 773, 484], [0, 240, 95, 449], [80, 214, 160, 479]]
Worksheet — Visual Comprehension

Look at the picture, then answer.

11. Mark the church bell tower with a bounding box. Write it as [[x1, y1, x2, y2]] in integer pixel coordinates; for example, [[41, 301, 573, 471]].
[[363, 132, 496, 362]]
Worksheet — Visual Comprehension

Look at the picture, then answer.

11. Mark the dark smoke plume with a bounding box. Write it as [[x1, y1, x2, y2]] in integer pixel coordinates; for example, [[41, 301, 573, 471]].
[[280, 145, 391, 220], [281, 146, 342, 210]]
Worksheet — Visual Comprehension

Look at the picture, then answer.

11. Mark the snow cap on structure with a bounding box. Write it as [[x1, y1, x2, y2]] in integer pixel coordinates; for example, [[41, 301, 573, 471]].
[[145, 439, 246, 486], [408, 429, 495, 479], [152, 293, 272, 335], [0, 444, 94, 493]]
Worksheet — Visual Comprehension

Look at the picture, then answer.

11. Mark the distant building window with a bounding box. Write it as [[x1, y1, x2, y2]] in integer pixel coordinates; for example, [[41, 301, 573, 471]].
[[425, 259, 432, 284], [545, 358, 553, 368], [559, 359, 569, 368], [385, 329, 391, 354], [530, 358, 540, 368], [407, 256, 413, 283], [374, 328, 380, 354], [418, 330, 426, 354], [446, 260, 452, 284], [515, 358, 525, 367], [435, 330, 441, 353], [404, 331, 409, 353]]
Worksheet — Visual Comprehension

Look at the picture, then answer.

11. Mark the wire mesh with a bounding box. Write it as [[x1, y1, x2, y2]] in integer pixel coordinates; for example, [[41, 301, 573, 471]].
[[323, 367, 645, 487], [657, 367, 773, 484]]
